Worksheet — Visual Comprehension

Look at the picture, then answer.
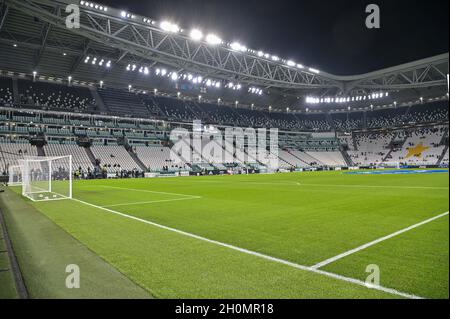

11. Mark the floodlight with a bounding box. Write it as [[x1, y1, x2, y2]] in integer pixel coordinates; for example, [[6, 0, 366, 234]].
[[206, 34, 222, 45], [190, 29, 203, 41], [121, 11, 127, 18], [257, 51, 264, 57], [286, 60, 296, 67], [161, 21, 179, 33], [271, 55, 280, 61], [171, 73, 178, 81], [309, 68, 320, 74], [161, 69, 167, 76], [230, 42, 241, 51]]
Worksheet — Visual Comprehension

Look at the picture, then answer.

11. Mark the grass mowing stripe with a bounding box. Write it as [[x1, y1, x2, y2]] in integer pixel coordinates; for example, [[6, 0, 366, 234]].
[[98, 185, 201, 198], [72, 197, 424, 299], [102, 196, 202, 208], [312, 211, 449, 269], [181, 180, 448, 190]]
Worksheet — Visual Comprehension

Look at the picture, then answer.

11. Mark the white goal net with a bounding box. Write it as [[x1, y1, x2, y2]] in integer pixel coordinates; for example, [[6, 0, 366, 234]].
[[19, 155, 72, 202], [8, 164, 23, 186]]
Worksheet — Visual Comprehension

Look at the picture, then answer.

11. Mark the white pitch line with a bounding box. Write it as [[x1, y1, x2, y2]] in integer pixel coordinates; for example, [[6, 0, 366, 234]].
[[102, 196, 202, 208], [71, 197, 423, 299], [98, 185, 200, 198], [311, 211, 449, 270], [298, 183, 449, 190]]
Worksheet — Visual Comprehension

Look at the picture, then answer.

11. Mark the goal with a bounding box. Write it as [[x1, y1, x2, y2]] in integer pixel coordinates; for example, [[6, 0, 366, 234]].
[[19, 155, 72, 202], [8, 164, 23, 186]]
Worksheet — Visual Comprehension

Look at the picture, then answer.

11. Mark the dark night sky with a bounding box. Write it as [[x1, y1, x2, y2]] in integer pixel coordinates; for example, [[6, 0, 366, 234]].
[[98, 0, 449, 75]]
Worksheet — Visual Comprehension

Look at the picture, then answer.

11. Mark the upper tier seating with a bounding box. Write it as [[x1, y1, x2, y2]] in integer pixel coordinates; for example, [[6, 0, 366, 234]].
[[1, 77, 449, 133], [18, 79, 95, 111], [98, 88, 150, 118], [0, 77, 13, 106]]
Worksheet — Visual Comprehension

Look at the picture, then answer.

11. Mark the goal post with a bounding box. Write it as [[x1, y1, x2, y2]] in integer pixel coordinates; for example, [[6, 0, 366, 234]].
[[20, 155, 72, 202], [8, 164, 23, 186]]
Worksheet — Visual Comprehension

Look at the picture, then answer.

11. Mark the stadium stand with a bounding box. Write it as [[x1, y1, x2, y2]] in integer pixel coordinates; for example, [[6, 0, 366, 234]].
[[0, 140, 38, 172], [90, 145, 141, 173], [0, 76, 448, 174], [98, 88, 151, 118], [387, 126, 447, 166], [348, 132, 396, 166], [18, 79, 96, 111], [0, 77, 14, 106], [44, 143, 94, 172]]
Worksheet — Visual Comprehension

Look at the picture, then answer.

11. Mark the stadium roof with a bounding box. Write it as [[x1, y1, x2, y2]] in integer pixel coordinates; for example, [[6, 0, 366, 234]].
[[0, 0, 448, 112]]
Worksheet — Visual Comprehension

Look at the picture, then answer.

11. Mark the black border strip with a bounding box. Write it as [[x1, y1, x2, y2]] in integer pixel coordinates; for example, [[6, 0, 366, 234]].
[[0, 206, 29, 299]]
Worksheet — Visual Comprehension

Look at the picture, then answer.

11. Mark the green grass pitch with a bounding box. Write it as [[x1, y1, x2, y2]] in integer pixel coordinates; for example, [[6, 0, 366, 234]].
[[5, 170, 450, 299]]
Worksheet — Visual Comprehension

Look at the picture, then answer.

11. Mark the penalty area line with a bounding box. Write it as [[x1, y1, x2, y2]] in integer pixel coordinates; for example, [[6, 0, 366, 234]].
[[97, 185, 201, 198], [312, 211, 449, 270], [101, 196, 202, 208], [71, 197, 424, 299]]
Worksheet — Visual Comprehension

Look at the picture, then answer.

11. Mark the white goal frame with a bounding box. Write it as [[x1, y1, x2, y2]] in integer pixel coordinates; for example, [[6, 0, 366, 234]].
[[8, 164, 23, 186], [19, 155, 72, 202]]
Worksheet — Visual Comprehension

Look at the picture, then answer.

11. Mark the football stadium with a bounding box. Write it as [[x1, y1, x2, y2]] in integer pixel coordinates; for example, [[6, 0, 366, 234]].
[[0, 0, 448, 304]]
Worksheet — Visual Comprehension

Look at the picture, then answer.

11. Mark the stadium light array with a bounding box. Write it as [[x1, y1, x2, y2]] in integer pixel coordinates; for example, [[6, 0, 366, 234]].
[[230, 42, 247, 52], [160, 21, 180, 33], [306, 92, 389, 105], [226, 82, 242, 90], [271, 55, 280, 62], [84, 56, 111, 68], [120, 11, 135, 19], [96, 6, 326, 74], [80, 1, 108, 12], [248, 87, 263, 95], [190, 29, 203, 41], [286, 60, 296, 67], [206, 34, 222, 45]]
